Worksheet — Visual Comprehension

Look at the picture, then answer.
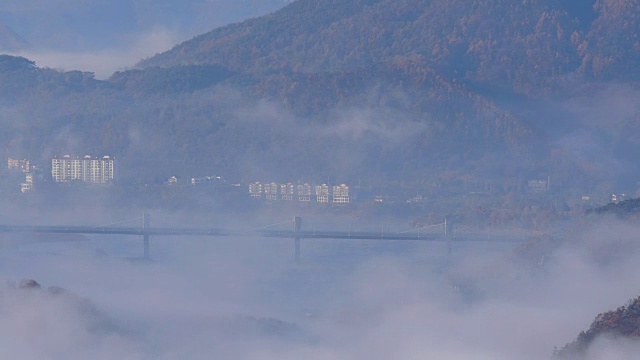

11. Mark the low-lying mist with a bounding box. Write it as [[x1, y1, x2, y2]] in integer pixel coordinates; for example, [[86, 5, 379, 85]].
[[0, 214, 639, 359]]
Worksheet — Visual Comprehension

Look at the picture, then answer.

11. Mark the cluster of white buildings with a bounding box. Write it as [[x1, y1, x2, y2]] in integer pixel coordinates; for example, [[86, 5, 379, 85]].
[[6, 155, 117, 192], [249, 182, 350, 204], [51, 155, 117, 183]]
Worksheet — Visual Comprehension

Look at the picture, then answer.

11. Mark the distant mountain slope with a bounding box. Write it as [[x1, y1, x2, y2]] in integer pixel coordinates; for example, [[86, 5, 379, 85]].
[[0, 22, 30, 51], [141, 0, 382, 72], [128, 0, 640, 188], [579, 0, 640, 79], [0, 52, 539, 185], [136, 0, 555, 155], [0, 2, 638, 190], [140, 0, 639, 91]]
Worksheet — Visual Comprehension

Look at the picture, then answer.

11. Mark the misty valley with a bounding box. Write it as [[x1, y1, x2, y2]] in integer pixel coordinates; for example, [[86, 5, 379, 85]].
[[1, 0, 640, 358]]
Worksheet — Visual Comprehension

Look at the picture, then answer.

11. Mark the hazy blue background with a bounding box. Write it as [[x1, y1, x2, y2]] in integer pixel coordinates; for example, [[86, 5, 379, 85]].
[[0, 0, 292, 76]]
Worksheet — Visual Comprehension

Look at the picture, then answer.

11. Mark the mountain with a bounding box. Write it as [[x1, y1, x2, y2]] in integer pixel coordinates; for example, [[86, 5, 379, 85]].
[[0, 0, 639, 195], [0, 22, 30, 51], [135, 0, 640, 187], [140, 0, 640, 89]]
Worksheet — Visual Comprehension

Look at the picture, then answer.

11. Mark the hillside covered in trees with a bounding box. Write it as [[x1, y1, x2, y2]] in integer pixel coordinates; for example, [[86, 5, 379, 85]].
[[554, 296, 640, 358], [0, 0, 638, 195], [587, 198, 640, 217], [141, 0, 640, 88]]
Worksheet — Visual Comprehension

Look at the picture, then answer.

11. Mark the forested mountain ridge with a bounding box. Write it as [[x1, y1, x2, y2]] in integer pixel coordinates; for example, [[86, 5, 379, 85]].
[[134, 0, 640, 190], [139, 0, 640, 91], [0, 0, 639, 193]]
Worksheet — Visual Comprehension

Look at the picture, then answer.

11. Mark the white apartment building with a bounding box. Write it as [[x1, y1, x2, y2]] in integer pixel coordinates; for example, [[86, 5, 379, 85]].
[[264, 182, 279, 201], [281, 183, 295, 200], [249, 182, 263, 198], [316, 184, 330, 203], [51, 155, 117, 183], [249, 180, 352, 204], [332, 184, 350, 204], [297, 183, 311, 202]]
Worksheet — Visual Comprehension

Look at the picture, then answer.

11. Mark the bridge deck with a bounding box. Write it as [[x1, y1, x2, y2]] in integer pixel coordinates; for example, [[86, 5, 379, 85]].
[[0, 225, 526, 243]]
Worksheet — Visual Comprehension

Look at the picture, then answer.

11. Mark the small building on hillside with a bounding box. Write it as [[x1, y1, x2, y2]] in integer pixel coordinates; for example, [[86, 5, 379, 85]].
[[527, 178, 549, 194], [612, 193, 626, 203], [167, 176, 179, 185], [191, 175, 224, 186]]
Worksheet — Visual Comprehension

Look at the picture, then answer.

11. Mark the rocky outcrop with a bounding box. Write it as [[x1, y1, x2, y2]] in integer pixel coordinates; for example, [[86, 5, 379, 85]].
[[554, 296, 640, 358]]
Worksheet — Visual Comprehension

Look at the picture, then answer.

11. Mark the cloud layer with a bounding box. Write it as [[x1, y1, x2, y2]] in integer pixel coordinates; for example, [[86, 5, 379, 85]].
[[0, 214, 639, 359]]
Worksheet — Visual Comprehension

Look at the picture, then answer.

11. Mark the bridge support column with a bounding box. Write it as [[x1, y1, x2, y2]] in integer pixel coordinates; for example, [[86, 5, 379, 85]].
[[294, 216, 301, 263], [143, 213, 150, 259], [445, 218, 453, 257]]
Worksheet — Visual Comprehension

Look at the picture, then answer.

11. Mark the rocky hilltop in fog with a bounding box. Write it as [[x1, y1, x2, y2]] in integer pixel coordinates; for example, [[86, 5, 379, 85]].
[[554, 296, 640, 358]]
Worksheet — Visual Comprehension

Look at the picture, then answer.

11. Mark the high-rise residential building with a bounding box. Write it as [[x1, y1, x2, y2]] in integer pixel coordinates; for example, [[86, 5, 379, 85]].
[[51, 155, 117, 183]]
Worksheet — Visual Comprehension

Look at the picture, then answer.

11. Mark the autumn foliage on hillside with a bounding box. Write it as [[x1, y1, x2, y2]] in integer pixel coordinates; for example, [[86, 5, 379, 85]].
[[1, 1, 640, 187], [554, 296, 640, 358], [141, 0, 640, 90]]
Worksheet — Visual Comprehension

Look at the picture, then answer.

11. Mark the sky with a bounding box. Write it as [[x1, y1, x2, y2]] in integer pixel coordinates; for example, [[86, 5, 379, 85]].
[[0, 0, 293, 78]]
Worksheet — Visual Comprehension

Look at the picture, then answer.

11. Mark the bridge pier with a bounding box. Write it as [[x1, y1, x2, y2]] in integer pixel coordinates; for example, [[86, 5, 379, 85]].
[[445, 218, 454, 257], [294, 216, 301, 263], [143, 213, 150, 259]]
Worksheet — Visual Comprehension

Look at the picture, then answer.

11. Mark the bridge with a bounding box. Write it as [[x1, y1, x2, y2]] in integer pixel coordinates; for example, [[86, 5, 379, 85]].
[[0, 214, 529, 262]]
